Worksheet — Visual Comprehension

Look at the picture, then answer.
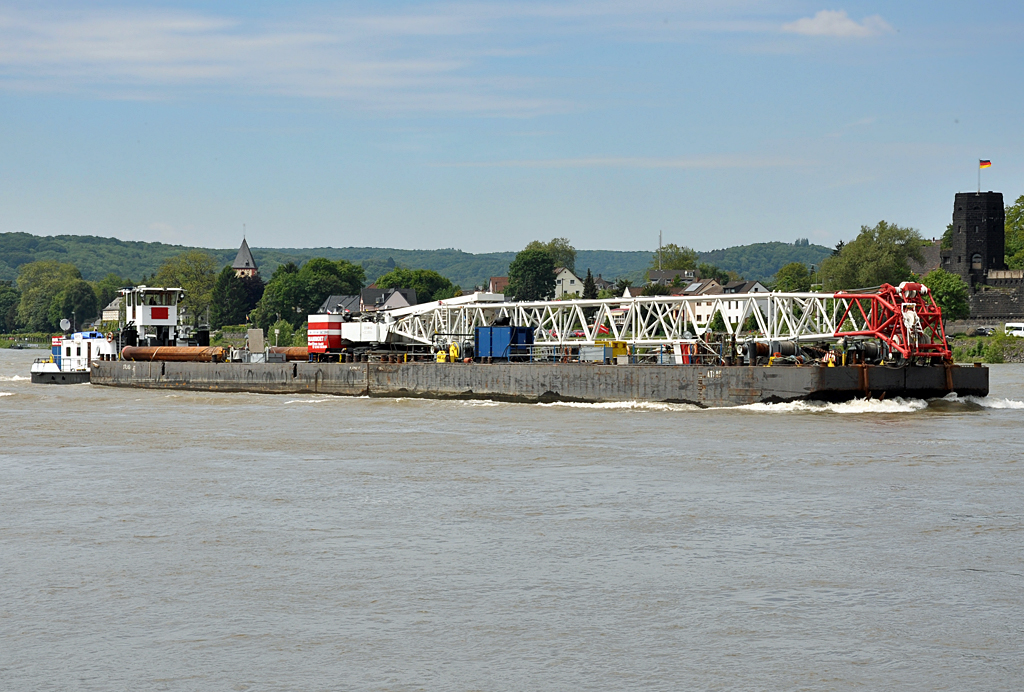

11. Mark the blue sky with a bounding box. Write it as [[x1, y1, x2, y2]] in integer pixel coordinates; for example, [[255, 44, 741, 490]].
[[1, 1, 1022, 253]]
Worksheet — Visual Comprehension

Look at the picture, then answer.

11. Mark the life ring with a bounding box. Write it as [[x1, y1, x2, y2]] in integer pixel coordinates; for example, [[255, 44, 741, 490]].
[[106, 332, 114, 342]]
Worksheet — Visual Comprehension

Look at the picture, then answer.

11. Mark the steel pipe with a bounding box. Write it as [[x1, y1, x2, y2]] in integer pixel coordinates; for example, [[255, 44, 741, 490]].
[[269, 346, 309, 361], [121, 346, 226, 362]]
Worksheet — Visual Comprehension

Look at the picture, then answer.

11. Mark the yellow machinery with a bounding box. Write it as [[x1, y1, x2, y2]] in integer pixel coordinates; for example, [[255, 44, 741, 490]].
[[594, 340, 628, 358]]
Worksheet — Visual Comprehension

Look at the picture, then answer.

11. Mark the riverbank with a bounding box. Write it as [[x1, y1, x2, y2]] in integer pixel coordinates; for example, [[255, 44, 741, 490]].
[[951, 334, 1024, 363]]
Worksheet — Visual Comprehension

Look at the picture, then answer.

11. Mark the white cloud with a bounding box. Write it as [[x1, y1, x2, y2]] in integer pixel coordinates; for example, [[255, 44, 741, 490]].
[[781, 10, 893, 38], [0, 3, 890, 113]]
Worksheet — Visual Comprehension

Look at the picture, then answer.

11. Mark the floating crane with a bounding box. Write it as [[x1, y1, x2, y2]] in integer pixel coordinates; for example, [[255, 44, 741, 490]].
[[308, 283, 951, 365]]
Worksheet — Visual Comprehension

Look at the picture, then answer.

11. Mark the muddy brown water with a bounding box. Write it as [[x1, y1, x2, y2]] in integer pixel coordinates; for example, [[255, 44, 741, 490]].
[[2, 349, 1023, 690]]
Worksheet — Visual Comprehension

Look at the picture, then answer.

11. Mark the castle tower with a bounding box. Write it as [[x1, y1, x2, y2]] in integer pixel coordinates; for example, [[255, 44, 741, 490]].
[[232, 238, 258, 278], [951, 191, 1005, 286]]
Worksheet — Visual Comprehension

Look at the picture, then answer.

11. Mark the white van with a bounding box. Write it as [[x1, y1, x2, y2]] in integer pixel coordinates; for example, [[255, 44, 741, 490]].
[[1005, 323, 1024, 338]]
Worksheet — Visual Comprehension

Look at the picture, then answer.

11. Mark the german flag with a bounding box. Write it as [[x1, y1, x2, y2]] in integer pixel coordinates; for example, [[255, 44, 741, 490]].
[[979, 159, 992, 168]]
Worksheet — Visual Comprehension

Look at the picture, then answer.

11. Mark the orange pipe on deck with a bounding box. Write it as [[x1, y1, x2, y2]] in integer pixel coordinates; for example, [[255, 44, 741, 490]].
[[121, 346, 227, 362], [269, 346, 309, 361]]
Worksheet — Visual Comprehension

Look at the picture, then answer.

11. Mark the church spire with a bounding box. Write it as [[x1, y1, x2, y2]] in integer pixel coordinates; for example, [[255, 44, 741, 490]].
[[232, 238, 258, 278]]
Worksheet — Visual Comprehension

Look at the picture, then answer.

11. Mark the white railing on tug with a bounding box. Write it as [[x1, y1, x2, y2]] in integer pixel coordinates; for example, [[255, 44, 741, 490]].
[[381, 291, 855, 347]]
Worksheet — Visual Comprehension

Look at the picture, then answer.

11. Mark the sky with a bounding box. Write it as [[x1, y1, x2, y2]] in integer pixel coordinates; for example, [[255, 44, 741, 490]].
[[1, 1, 1022, 253]]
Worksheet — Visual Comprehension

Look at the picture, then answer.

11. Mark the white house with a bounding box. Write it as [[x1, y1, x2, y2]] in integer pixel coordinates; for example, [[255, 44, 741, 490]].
[[554, 267, 581, 299], [720, 280, 769, 327], [101, 297, 121, 323]]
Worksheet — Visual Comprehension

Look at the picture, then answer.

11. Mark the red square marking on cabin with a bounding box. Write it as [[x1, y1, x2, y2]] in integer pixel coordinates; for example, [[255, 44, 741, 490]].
[[151, 307, 169, 320]]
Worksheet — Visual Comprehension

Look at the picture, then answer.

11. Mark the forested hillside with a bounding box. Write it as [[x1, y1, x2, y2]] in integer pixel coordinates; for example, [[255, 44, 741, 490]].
[[0, 232, 828, 288], [699, 242, 833, 280]]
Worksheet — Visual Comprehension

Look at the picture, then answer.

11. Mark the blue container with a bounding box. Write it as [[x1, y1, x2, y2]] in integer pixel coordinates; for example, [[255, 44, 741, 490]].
[[475, 326, 534, 360]]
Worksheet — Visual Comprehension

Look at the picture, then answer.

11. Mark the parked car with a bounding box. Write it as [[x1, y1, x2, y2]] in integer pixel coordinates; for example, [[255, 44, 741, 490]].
[[1005, 322, 1024, 338]]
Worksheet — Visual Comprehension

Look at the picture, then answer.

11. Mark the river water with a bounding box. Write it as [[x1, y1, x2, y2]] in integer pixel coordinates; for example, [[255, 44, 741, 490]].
[[1, 348, 1023, 691]]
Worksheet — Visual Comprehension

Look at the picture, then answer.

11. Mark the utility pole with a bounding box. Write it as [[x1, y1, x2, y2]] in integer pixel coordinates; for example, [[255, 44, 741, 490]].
[[658, 230, 662, 271]]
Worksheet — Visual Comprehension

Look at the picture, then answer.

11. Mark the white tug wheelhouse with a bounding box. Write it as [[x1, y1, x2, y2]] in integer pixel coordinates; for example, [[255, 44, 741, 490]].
[[120, 285, 187, 346]]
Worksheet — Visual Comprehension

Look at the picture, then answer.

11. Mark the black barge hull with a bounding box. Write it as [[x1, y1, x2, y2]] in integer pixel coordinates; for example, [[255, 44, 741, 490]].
[[90, 361, 989, 407], [31, 371, 90, 384]]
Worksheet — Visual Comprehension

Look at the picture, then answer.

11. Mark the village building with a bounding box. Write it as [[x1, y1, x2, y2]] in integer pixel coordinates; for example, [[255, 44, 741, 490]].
[[648, 269, 699, 286], [360, 287, 417, 312], [488, 276, 510, 294], [317, 295, 361, 314], [101, 297, 121, 323], [554, 267, 581, 298], [232, 238, 258, 278]]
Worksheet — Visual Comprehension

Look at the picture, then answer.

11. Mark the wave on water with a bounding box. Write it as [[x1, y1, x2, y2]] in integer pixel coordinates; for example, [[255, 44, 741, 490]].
[[0, 392, 13, 397], [284, 398, 334, 404], [538, 400, 702, 412], [0, 375, 29, 381], [736, 397, 929, 414], [942, 393, 1024, 409]]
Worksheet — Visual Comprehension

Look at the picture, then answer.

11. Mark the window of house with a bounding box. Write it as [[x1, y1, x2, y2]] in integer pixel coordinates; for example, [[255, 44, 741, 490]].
[[570, 280, 575, 285], [972, 254, 983, 270]]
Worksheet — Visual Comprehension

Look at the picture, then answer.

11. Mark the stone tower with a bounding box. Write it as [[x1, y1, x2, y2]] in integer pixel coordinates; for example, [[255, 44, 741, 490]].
[[951, 191, 1005, 285]]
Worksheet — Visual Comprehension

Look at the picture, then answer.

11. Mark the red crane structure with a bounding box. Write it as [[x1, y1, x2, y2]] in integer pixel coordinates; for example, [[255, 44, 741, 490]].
[[833, 282, 951, 361]]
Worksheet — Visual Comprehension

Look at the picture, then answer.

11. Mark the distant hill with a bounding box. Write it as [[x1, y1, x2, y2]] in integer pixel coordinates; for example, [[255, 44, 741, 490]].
[[0, 232, 830, 288], [699, 242, 833, 281]]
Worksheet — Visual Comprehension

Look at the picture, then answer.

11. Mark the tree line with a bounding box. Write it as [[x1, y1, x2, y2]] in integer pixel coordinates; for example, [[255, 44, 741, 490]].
[[6, 209, 1001, 336]]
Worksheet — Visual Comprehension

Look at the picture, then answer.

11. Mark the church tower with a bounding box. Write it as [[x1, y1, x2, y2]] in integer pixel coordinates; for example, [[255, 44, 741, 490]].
[[951, 191, 1005, 286], [232, 238, 258, 278]]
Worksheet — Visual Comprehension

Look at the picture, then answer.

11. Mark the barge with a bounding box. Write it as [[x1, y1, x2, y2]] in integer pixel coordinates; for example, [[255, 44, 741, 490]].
[[86, 281, 990, 406], [90, 359, 988, 406]]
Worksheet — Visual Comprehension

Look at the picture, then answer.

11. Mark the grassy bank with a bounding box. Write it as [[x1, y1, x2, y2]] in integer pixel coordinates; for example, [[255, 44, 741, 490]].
[[950, 333, 1024, 364], [0, 333, 54, 348]]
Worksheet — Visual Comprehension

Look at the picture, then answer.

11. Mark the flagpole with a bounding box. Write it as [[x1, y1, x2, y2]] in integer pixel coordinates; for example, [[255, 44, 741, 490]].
[[978, 162, 981, 194]]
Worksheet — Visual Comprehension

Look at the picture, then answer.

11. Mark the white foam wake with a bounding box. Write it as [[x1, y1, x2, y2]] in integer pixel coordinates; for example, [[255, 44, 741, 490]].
[[736, 397, 929, 414], [0, 375, 29, 381], [955, 395, 1024, 409], [0, 392, 13, 397], [538, 400, 702, 412]]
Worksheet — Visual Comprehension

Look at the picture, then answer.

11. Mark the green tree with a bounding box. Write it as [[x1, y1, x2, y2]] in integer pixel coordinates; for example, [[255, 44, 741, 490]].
[[252, 263, 304, 329], [641, 283, 671, 296], [154, 250, 218, 326], [296, 258, 364, 315], [582, 268, 598, 300], [698, 262, 733, 285], [614, 277, 632, 295], [376, 267, 455, 302], [16, 260, 82, 331], [252, 259, 363, 330], [47, 279, 99, 329], [432, 285, 462, 301], [508, 248, 555, 301], [0, 281, 20, 333], [1005, 194, 1024, 269], [818, 221, 924, 291], [92, 273, 133, 312], [921, 269, 970, 322], [772, 262, 812, 292], [210, 266, 252, 329], [708, 310, 727, 332], [941, 223, 954, 250], [649, 243, 698, 273], [525, 238, 576, 273], [268, 319, 294, 347]]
